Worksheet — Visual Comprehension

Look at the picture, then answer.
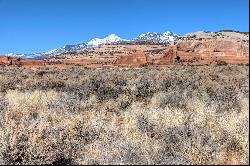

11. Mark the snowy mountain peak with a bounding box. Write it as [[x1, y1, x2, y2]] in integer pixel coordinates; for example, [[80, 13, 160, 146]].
[[136, 31, 178, 43], [105, 34, 122, 43], [86, 34, 127, 47], [6, 31, 178, 59]]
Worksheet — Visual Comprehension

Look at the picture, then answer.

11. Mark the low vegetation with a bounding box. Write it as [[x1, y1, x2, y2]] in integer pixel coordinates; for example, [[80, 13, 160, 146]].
[[0, 65, 248, 165]]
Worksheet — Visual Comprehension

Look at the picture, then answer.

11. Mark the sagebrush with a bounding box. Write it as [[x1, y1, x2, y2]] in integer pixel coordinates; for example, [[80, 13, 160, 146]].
[[0, 65, 249, 165]]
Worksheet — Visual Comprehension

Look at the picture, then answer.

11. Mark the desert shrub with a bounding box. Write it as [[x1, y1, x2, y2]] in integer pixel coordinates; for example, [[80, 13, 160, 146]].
[[0, 94, 8, 129], [161, 123, 244, 165], [134, 77, 157, 98], [0, 90, 102, 165], [0, 94, 7, 112], [151, 147, 193, 165], [237, 77, 249, 97], [47, 92, 82, 113], [111, 76, 127, 87], [35, 69, 57, 76], [216, 60, 228, 66], [137, 114, 155, 133], [159, 91, 187, 109], [119, 143, 147, 165], [0, 65, 248, 165], [0, 126, 78, 165], [116, 94, 132, 110], [207, 85, 240, 112], [87, 77, 123, 101], [0, 75, 20, 92], [160, 76, 186, 93], [97, 84, 122, 100], [62, 82, 91, 101], [33, 79, 65, 90], [72, 121, 100, 145], [157, 125, 197, 164], [51, 154, 73, 165]]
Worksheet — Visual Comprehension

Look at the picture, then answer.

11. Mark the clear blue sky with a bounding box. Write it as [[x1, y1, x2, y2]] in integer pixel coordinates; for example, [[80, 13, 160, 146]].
[[0, 0, 249, 54]]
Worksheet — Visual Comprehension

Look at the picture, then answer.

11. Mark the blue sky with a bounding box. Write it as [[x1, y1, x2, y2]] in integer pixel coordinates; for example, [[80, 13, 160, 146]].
[[0, 0, 249, 54]]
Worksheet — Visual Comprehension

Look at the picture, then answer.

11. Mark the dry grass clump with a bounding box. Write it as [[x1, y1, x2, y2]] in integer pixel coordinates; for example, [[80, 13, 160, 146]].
[[0, 65, 248, 165]]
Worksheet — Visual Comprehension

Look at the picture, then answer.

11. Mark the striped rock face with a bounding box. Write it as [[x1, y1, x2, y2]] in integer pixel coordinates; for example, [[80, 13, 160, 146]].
[[1, 31, 249, 68], [114, 51, 149, 67], [174, 31, 249, 65]]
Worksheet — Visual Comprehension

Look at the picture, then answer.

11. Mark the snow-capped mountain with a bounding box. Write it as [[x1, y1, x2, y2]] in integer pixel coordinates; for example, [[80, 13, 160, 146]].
[[40, 43, 87, 57], [134, 31, 178, 43], [5, 31, 178, 59], [86, 34, 128, 47], [21, 43, 89, 59], [17, 34, 129, 59]]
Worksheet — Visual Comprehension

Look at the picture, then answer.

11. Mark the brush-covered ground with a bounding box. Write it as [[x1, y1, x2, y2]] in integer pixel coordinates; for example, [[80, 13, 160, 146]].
[[0, 65, 249, 165]]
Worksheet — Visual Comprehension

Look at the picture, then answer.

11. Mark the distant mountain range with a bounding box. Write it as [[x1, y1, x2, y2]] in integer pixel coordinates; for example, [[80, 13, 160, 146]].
[[7, 31, 178, 59]]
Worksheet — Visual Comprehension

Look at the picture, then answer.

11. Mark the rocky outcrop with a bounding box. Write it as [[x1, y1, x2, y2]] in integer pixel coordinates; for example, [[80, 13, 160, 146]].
[[113, 31, 249, 67], [114, 51, 150, 67], [0, 56, 23, 66], [174, 31, 249, 65], [153, 46, 177, 65], [0, 56, 46, 67], [1, 31, 249, 68]]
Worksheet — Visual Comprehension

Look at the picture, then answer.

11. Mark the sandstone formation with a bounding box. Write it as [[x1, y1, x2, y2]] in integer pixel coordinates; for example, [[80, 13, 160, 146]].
[[0, 56, 46, 67], [175, 31, 249, 65], [0, 56, 23, 66], [152, 46, 177, 66], [0, 31, 249, 68], [114, 51, 149, 67]]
